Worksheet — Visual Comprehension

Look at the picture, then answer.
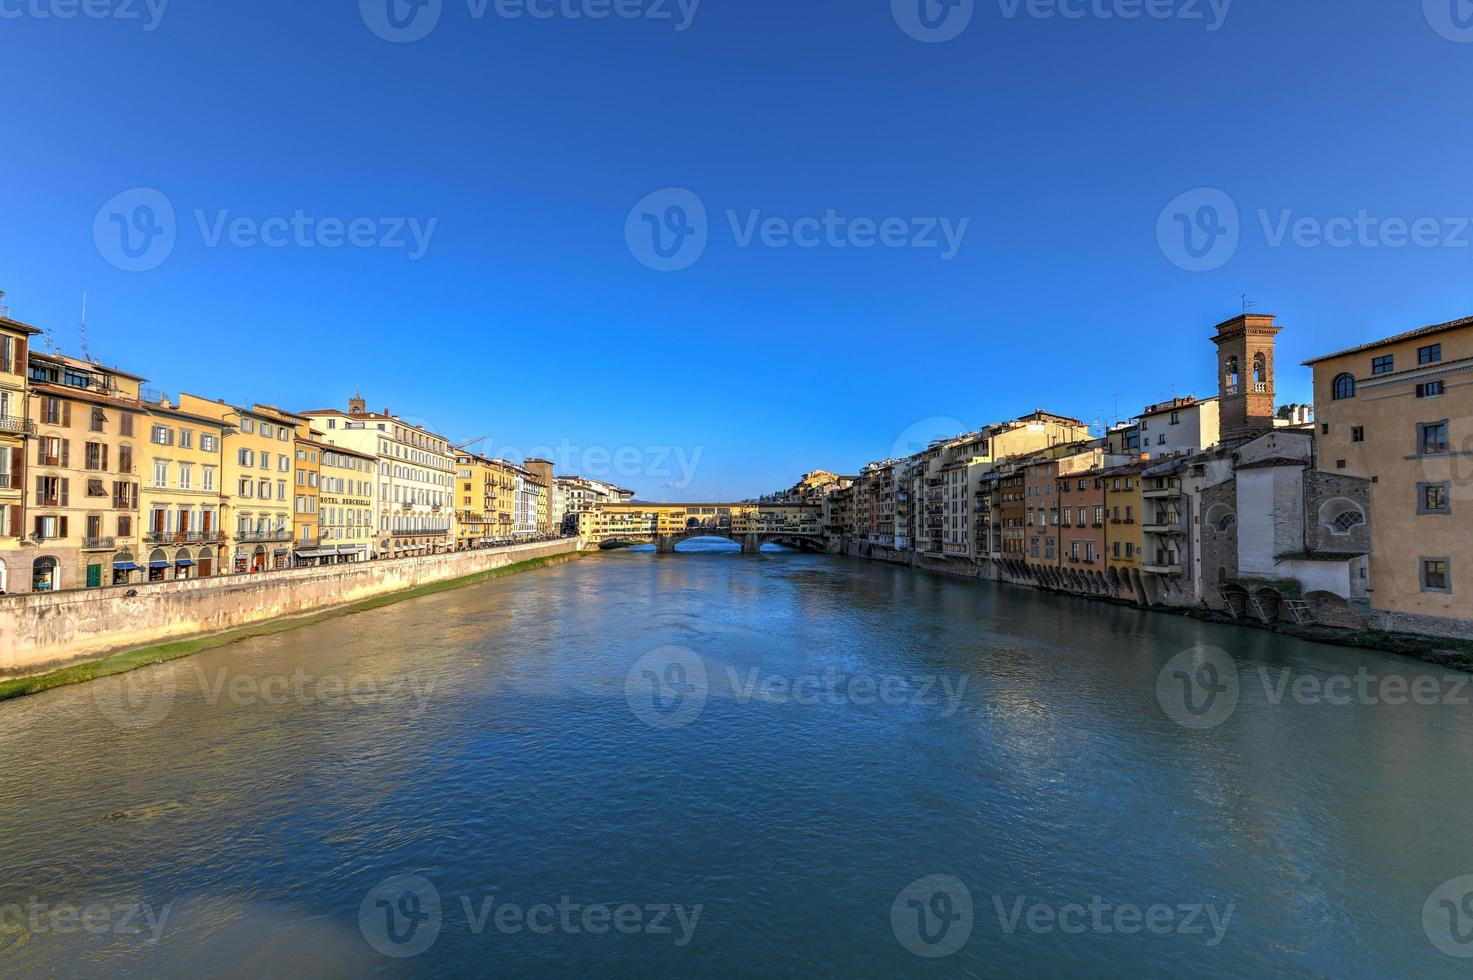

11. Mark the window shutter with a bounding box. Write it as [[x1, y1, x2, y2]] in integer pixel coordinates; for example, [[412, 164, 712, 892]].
[[62, 402, 71, 427], [61, 478, 69, 507], [36, 441, 45, 466], [8, 505, 19, 537], [8, 447, 19, 477], [35, 476, 43, 505], [101, 444, 109, 471], [34, 516, 43, 538], [61, 439, 70, 468], [59, 516, 68, 538]]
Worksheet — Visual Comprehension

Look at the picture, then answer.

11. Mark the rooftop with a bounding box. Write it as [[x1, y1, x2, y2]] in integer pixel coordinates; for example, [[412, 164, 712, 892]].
[[1303, 314, 1473, 365]]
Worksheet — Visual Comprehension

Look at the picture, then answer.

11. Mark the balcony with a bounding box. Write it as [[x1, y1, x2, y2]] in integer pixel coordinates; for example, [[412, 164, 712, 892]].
[[0, 416, 35, 436], [82, 536, 116, 551], [1143, 485, 1182, 500], [236, 529, 292, 543], [1142, 559, 1183, 574], [146, 530, 226, 544]]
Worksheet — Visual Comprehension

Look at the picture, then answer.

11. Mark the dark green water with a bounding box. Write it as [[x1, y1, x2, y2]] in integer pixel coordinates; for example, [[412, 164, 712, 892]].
[[1, 541, 1471, 977]]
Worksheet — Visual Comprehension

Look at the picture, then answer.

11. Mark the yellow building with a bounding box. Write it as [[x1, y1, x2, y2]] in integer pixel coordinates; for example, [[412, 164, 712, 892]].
[[177, 395, 296, 573], [1102, 460, 1148, 603], [455, 451, 503, 549], [138, 394, 228, 580], [0, 314, 40, 593], [292, 422, 325, 564], [1307, 314, 1473, 637], [317, 438, 376, 563], [24, 351, 146, 592]]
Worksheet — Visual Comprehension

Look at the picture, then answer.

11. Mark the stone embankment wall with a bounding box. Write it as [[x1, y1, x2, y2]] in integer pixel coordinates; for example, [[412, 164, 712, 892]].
[[0, 539, 581, 676]]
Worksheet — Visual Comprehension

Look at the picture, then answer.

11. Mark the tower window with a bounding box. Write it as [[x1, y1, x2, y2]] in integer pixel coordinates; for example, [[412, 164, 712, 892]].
[[1332, 373, 1356, 400]]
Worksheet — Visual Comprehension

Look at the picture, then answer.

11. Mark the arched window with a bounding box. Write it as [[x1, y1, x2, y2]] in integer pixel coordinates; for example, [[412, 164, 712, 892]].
[[32, 557, 58, 593], [0, 559, 8, 594], [1320, 498, 1366, 536], [1226, 356, 1240, 388], [1332, 373, 1356, 400], [1253, 352, 1267, 384], [1205, 504, 1237, 533]]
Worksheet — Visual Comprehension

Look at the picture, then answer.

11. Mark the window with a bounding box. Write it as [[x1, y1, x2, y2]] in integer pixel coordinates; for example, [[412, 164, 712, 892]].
[[1351, 427, 1364, 442], [120, 412, 134, 437], [1421, 558, 1450, 593], [179, 429, 193, 449], [1417, 380, 1445, 399], [153, 460, 169, 487], [240, 418, 255, 434], [178, 463, 193, 490], [90, 408, 106, 433], [1420, 483, 1451, 515], [1372, 355, 1394, 375], [1336, 460, 1346, 469], [1419, 421, 1450, 455], [260, 422, 273, 439], [1331, 509, 1365, 533], [1332, 373, 1356, 400], [151, 425, 173, 446], [1419, 344, 1442, 365], [202, 466, 216, 492], [201, 434, 218, 453]]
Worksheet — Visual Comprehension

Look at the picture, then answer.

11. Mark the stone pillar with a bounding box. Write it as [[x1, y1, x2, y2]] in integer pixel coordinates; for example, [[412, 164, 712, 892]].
[[656, 535, 677, 554], [740, 534, 764, 555]]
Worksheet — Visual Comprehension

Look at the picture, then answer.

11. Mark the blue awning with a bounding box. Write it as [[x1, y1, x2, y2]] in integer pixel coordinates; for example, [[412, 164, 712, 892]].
[[148, 562, 170, 569], [113, 562, 140, 571], [175, 560, 196, 567]]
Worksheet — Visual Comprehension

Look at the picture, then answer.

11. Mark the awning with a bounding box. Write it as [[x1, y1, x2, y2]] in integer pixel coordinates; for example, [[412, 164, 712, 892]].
[[294, 548, 333, 558], [113, 562, 140, 571], [273, 548, 289, 555], [148, 562, 170, 569], [175, 560, 196, 567]]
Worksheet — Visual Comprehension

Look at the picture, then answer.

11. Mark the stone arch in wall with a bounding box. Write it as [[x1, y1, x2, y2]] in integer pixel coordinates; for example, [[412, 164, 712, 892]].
[[1318, 497, 1366, 537], [32, 556, 59, 592], [1205, 504, 1237, 534]]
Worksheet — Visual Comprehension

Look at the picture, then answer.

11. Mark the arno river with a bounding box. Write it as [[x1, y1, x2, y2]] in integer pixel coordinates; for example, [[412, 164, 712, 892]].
[[1, 542, 1471, 976]]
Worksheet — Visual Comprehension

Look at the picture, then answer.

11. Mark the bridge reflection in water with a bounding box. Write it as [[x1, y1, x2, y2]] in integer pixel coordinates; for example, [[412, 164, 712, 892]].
[[578, 502, 825, 554]]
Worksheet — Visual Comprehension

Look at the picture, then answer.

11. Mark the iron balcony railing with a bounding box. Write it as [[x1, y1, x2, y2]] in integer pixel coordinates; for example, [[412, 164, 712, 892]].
[[235, 529, 292, 543], [146, 530, 226, 544], [0, 415, 35, 436], [82, 536, 116, 550]]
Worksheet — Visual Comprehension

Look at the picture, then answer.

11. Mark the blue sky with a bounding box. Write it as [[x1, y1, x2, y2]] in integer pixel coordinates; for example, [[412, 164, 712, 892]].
[[5, 0, 1473, 499]]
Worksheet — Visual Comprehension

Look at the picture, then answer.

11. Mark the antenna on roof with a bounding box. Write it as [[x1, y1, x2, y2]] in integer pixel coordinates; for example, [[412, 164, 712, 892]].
[[0, 289, 8, 319], [1241, 294, 1257, 314], [78, 291, 90, 360]]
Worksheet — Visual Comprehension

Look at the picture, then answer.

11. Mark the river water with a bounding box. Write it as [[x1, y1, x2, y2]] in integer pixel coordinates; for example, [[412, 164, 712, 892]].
[[1, 542, 1470, 977]]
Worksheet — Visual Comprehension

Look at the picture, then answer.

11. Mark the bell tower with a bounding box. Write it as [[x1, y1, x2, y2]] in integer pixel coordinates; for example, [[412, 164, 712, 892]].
[[348, 388, 367, 415], [1212, 313, 1281, 442]]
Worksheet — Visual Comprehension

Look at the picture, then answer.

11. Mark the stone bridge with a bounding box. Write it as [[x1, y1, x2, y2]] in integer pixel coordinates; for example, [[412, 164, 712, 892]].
[[578, 502, 826, 555]]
